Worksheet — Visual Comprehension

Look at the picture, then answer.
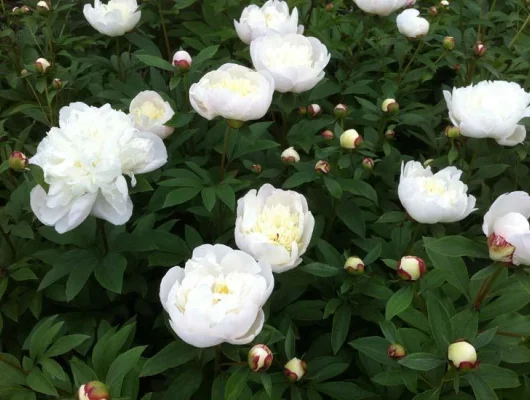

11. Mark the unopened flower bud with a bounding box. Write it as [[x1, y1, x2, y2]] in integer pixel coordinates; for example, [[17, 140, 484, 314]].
[[385, 129, 395, 139], [334, 104, 347, 118], [453, 64, 461, 72], [473, 41, 487, 57], [281, 147, 300, 163], [325, 2, 334, 10], [428, 6, 438, 16], [12, 6, 21, 15], [443, 36, 456, 50], [308, 104, 321, 118], [382, 99, 399, 114], [448, 341, 478, 370], [340, 129, 363, 149], [248, 344, 273, 372], [388, 344, 406, 359], [321, 130, 334, 140], [440, 0, 450, 9], [37, 1, 50, 11], [397, 256, 426, 281], [315, 160, 330, 175], [362, 158, 374, 170], [344, 256, 364, 275], [52, 78, 62, 89], [251, 164, 262, 174], [423, 159, 434, 167], [77, 381, 109, 400], [445, 126, 460, 138], [284, 358, 307, 382], [487, 233, 515, 263], [20, 69, 29, 77], [35, 58, 50, 73], [299, 106, 307, 116], [9, 151, 28, 171], [21, 5, 30, 13], [172, 50, 192, 71]]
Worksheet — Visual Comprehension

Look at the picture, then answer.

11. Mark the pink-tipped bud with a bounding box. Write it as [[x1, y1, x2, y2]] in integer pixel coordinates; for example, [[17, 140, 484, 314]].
[[453, 64, 461, 72], [334, 104, 348, 118], [308, 104, 321, 118], [77, 381, 109, 400], [445, 126, 460, 138], [344, 256, 364, 275], [473, 41, 487, 57], [385, 129, 395, 139], [284, 358, 307, 382], [281, 147, 300, 163], [440, 0, 450, 9], [37, 1, 50, 12], [9, 151, 28, 171], [172, 50, 192, 71], [52, 78, 63, 89], [321, 130, 334, 140], [443, 36, 456, 50], [35, 58, 50, 73], [397, 256, 426, 281], [382, 99, 399, 114], [325, 3, 334, 10], [388, 344, 406, 359], [448, 341, 478, 370], [428, 6, 438, 16], [340, 129, 363, 149], [248, 344, 273, 372], [362, 158, 374, 170], [315, 160, 330, 175], [251, 164, 262, 174], [21, 5, 30, 14]]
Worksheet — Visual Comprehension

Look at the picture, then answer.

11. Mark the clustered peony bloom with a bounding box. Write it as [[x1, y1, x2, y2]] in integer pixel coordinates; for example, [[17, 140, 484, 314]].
[[250, 33, 330, 93], [234, 0, 304, 45], [129, 91, 175, 139], [30, 102, 167, 233], [353, 0, 409, 16], [235, 184, 315, 273], [83, 0, 141, 37], [189, 63, 274, 123], [396, 9, 430, 38], [443, 81, 530, 146], [482, 191, 530, 265], [398, 161, 476, 224], [159, 244, 274, 348]]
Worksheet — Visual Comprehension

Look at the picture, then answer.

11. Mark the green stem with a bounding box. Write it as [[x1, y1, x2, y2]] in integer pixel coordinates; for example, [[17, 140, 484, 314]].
[[157, 0, 171, 60], [26, 81, 51, 127], [116, 36, 122, 80], [215, 345, 222, 375], [98, 220, 109, 256], [473, 263, 504, 310], [397, 40, 424, 84], [508, 12, 530, 48], [281, 111, 288, 149], [220, 125, 232, 181], [44, 83, 54, 126], [405, 224, 422, 255], [183, 73, 190, 111], [0, 354, 26, 374]]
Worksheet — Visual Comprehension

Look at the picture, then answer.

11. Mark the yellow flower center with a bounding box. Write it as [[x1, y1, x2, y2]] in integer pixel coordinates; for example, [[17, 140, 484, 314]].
[[422, 178, 446, 195], [134, 101, 164, 122], [210, 77, 257, 97], [252, 204, 302, 251], [212, 281, 231, 305]]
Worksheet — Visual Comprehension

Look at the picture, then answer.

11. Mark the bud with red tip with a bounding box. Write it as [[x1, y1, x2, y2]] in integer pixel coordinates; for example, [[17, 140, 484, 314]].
[[445, 126, 460, 138], [21, 5, 30, 14], [308, 104, 321, 118], [473, 41, 487, 57], [172, 50, 192, 72], [37, 1, 50, 12], [385, 129, 395, 139], [388, 344, 406, 359], [299, 106, 307, 116], [52, 78, 63, 89], [448, 341, 478, 370], [9, 152, 28, 171], [443, 36, 456, 50], [325, 3, 334, 11], [362, 158, 374, 170], [248, 344, 273, 372], [321, 130, 334, 140], [284, 358, 307, 382], [340, 129, 363, 149], [428, 6, 438, 16], [382, 99, 399, 114], [77, 381, 109, 400], [453, 64, 461, 72], [334, 104, 347, 119], [251, 164, 262, 174], [35, 58, 51, 73], [281, 147, 300, 163], [397, 256, 426, 281], [344, 256, 364, 275], [440, 0, 450, 9], [315, 160, 330, 175]]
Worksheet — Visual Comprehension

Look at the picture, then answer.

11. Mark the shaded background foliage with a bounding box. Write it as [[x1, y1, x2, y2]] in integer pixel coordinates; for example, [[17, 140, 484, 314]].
[[1, 0, 530, 399]]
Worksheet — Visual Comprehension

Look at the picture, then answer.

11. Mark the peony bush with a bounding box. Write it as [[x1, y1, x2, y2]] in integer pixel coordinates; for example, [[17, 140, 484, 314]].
[[1, 0, 530, 399]]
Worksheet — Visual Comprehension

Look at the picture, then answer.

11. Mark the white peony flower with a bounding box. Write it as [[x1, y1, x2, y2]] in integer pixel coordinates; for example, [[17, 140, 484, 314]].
[[83, 0, 141, 37], [396, 9, 430, 38], [189, 63, 274, 123], [250, 33, 330, 93], [482, 191, 530, 265], [443, 81, 530, 146], [235, 184, 315, 273], [398, 161, 476, 224], [30, 102, 167, 233], [234, 0, 304, 45], [159, 244, 274, 348], [353, 0, 409, 16], [129, 91, 175, 139]]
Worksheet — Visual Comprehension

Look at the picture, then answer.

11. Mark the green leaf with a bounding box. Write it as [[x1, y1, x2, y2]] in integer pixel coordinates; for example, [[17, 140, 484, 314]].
[[468, 371, 499, 400], [216, 184, 235, 211], [424, 236, 488, 259], [349, 336, 394, 366], [66, 251, 99, 301], [426, 293, 453, 351], [398, 353, 445, 371], [135, 54, 174, 71], [324, 177, 343, 198], [224, 367, 250, 400], [26, 368, 57, 396], [163, 368, 203, 400], [299, 262, 340, 277], [283, 172, 317, 189], [92, 323, 136, 378], [475, 364, 520, 389], [45, 335, 91, 358], [94, 253, 127, 294], [412, 387, 440, 400], [201, 187, 217, 212], [386, 286, 413, 321], [29, 317, 58, 360], [472, 164, 510, 181], [363, 242, 382, 265], [371, 371, 404, 386], [140, 340, 198, 377], [331, 304, 351, 354], [259, 373, 272, 397], [191, 45, 219, 68], [515, 270, 530, 294], [70, 358, 98, 388], [342, 179, 378, 204], [106, 346, 146, 392], [315, 382, 376, 400], [472, 327, 497, 349], [426, 245, 469, 298], [336, 201, 366, 238], [164, 187, 201, 208], [39, 358, 66, 380], [38, 249, 96, 291]]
